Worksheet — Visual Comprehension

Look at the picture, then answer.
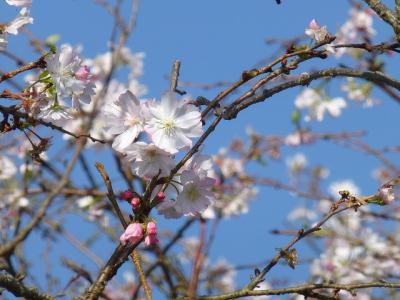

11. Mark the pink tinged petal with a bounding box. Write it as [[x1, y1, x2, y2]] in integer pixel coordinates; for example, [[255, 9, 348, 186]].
[[112, 127, 139, 151], [6, 15, 33, 35], [149, 128, 178, 154], [175, 111, 202, 129], [173, 131, 193, 150], [75, 65, 91, 81], [59, 46, 75, 68], [119, 90, 140, 108], [309, 19, 319, 30], [5, 0, 32, 6], [160, 92, 178, 117]]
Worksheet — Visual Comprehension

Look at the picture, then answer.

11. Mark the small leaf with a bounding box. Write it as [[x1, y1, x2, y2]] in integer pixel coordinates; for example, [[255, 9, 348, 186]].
[[280, 248, 298, 269], [46, 34, 60, 45]]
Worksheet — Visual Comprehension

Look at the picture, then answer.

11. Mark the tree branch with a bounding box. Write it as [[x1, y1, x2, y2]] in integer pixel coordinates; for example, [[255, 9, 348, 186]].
[[223, 68, 400, 120], [0, 273, 55, 300]]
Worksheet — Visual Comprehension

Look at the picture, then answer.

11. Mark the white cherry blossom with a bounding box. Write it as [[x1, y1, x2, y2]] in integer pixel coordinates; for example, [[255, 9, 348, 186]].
[[124, 142, 174, 178], [305, 19, 329, 43], [295, 88, 347, 122], [103, 90, 146, 151], [45, 45, 96, 109], [145, 92, 203, 154]]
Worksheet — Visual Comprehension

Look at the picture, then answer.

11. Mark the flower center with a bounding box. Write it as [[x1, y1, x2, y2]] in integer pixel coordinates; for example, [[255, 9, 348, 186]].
[[186, 184, 200, 202], [162, 119, 176, 136], [129, 117, 140, 127], [145, 149, 158, 162]]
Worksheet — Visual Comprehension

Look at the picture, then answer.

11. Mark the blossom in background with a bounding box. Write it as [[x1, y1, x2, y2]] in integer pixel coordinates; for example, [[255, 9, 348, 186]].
[[103, 90, 146, 151], [286, 153, 307, 174], [207, 184, 258, 218], [341, 78, 376, 107], [45, 45, 96, 109], [305, 19, 329, 43], [4, 7, 33, 35], [213, 148, 244, 178], [205, 259, 237, 294], [328, 180, 360, 197], [284, 130, 315, 146], [378, 185, 395, 204], [124, 142, 174, 178], [145, 92, 203, 154], [295, 88, 347, 122], [119, 223, 143, 245], [0, 155, 17, 180], [287, 206, 317, 222], [332, 8, 375, 57], [0, 6, 33, 50]]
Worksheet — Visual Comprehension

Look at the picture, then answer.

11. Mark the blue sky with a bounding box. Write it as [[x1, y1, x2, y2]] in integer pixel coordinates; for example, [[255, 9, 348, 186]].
[[1, 0, 400, 298]]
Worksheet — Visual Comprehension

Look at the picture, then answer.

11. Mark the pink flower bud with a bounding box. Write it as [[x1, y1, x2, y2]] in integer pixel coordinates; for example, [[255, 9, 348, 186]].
[[144, 234, 159, 246], [75, 65, 91, 81], [146, 222, 157, 235], [157, 192, 166, 201], [120, 190, 135, 201], [130, 197, 140, 209], [119, 223, 143, 245]]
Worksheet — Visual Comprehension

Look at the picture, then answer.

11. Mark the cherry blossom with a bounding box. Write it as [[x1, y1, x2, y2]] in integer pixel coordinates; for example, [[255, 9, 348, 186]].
[[45, 45, 96, 109], [102, 90, 146, 151], [124, 142, 174, 178], [305, 19, 329, 43], [295, 88, 347, 122], [145, 92, 203, 154]]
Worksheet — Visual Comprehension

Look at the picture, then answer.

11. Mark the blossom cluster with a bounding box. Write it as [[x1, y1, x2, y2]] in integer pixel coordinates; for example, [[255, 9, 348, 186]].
[[24, 45, 96, 123]]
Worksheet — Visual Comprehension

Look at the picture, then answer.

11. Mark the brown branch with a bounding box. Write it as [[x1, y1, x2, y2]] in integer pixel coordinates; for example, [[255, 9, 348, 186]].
[[78, 241, 142, 300], [170, 59, 184, 95], [95, 162, 128, 228], [0, 273, 55, 300], [362, 0, 399, 39], [223, 68, 400, 120], [181, 280, 400, 300], [0, 53, 47, 84], [0, 105, 106, 143]]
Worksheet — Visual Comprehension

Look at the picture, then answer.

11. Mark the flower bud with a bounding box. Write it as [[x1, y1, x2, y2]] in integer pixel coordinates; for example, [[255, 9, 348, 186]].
[[146, 222, 157, 235], [120, 190, 135, 201], [156, 192, 166, 201], [119, 223, 143, 245], [130, 197, 140, 210], [144, 234, 158, 246]]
